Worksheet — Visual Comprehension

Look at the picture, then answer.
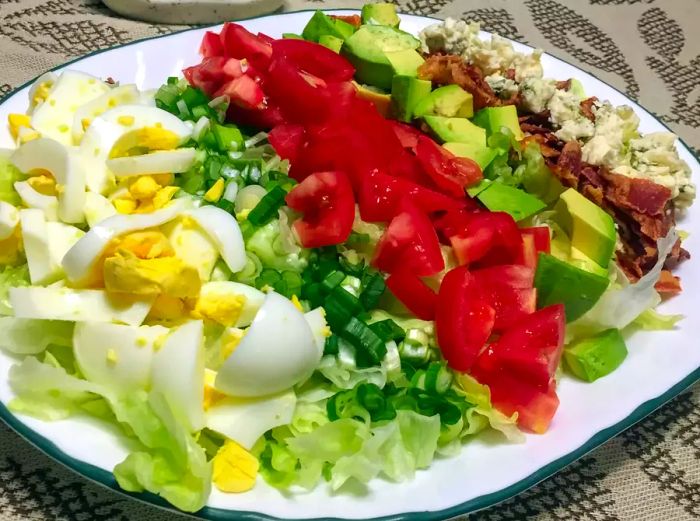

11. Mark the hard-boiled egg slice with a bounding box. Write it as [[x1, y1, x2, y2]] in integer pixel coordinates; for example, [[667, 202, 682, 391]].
[[10, 287, 154, 325], [27, 72, 58, 112], [0, 201, 19, 241], [151, 320, 205, 432], [304, 307, 330, 360], [106, 148, 197, 178], [14, 181, 58, 221], [80, 105, 192, 194], [83, 192, 116, 227], [11, 138, 86, 223], [72, 84, 141, 144], [19, 209, 83, 284], [61, 199, 185, 285], [73, 321, 167, 392], [163, 216, 219, 281], [31, 71, 111, 145], [215, 292, 321, 397], [192, 281, 265, 328], [186, 205, 246, 274], [206, 389, 296, 450]]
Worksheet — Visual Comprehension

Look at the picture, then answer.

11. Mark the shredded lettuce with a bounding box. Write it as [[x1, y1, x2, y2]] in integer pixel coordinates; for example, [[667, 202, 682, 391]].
[[8, 357, 211, 512], [0, 317, 73, 355], [245, 219, 308, 272], [0, 264, 30, 316], [0, 155, 22, 206], [515, 141, 565, 203], [631, 308, 683, 331], [317, 353, 388, 390]]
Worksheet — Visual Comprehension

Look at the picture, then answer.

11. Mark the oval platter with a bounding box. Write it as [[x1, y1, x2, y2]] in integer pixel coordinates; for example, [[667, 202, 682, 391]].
[[0, 9, 698, 521]]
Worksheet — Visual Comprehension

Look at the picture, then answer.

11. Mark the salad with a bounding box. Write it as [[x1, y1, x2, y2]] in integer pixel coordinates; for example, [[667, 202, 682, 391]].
[[0, 4, 693, 513]]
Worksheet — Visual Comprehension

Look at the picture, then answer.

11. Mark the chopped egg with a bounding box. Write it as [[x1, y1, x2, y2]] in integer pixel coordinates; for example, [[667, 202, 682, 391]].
[[9, 286, 155, 325], [191, 281, 265, 327], [14, 181, 59, 221], [79, 105, 192, 194], [26, 174, 57, 196], [103, 250, 201, 298], [106, 148, 197, 178], [151, 320, 206, 432], [163, 216, 219, 282], [204, 178, 225, 203], [215, 292, 321, 397], [206, 389, 296, 449], [73, 321, 167, 392], [7, 114, 31, 141], [71, 84, 141, 144], [212, 440, 259, 493], [27, 72, 58, 111], [61, 199, 185, 285], [0, 201, 19, 241], [186, 206, 247, 274], [31, 71, 111, 145], [0, 227, 22, 266], [11, 137, 86, 223], [147, 294, 188, 322], [83, 192, 117, 227]]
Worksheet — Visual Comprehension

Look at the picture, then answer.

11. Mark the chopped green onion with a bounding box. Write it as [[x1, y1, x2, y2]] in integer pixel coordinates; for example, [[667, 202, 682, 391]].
[[369, 319, 405, 343], [181, 86, 210, 108], [256, 269, 281, 291], [321, 270, 345, 293], [359, 273, 386, 310], [423, 362, 452, 394], [341, 317, 386, 366], [338, 257, 365, 277], [280, 271, 303, 298], [212, 123, 245, 152], [340, 275, 361, 297], [323, 335, 339, 356], [191, 104, 212, 120], [181, 175, 205, 195], [216, 199, 235, 213], [247, 186, 287, 227], [301, 282, 324, 309]]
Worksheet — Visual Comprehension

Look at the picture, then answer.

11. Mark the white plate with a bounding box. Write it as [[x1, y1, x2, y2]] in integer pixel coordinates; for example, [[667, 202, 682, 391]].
[[0, 9, 698, 521]]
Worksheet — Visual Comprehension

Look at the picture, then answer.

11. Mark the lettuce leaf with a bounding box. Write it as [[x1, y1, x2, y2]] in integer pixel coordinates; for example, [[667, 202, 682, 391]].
[[0, 264, 30, 316], [0, 155, 22, 206], [8, 357, 211, 512], [631, 308, 683, 331], [245, 219, 308, 272], [0, 317, 73, 355], [515, 141, 565, 203]]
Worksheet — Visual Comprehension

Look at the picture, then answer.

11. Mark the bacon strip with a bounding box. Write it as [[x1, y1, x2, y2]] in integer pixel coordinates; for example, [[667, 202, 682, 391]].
[[655, 270, 682, 296], [579, 97, 598, 122], [328, 14, 361, 27]]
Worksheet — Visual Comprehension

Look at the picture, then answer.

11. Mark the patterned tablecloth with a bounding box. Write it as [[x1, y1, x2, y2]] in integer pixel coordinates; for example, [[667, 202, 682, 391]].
[[0, 1, 698, 520]]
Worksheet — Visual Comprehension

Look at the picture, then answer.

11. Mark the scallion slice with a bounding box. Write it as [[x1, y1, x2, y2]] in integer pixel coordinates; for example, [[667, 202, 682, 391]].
[[247, 186, 287, 227]]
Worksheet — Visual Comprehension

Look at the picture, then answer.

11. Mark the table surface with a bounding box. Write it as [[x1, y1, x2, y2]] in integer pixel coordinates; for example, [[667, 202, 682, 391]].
[[0, 1, 698, 520]]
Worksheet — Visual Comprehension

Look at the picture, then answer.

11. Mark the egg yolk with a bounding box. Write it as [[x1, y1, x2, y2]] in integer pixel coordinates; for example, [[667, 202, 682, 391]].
[[191, 294, 247, 327], [212, 440, 259, 493], [8, 114, 31, 140], [109, 127, 181, 158], [204, 178, 225, 203], [103, 249, 201, 298], [26, 174, 57, 196], [0, 228, 23, 265], [115, 176, 179, 215], [203, 368, 227, 410], [108, 230, 174, 259], [147, 294, 187, 322], [30, 81, 52, 108]]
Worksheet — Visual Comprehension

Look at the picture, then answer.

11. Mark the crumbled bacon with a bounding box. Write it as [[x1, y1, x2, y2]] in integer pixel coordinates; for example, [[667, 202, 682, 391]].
[[655, 270, 682, 296], [555, 79, 572, 91], [418, 55, 502, 110], [580, 97, 598, 122], [601, 171, 672, 216], [505, 68, 516, 81], [328, 14, 361, 27]]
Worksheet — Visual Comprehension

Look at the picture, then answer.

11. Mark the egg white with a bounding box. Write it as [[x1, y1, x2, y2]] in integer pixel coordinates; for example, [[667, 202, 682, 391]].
[[14, 181, 58, 221], [72, 84, 141, 144], [0, 201, 19, 240], [106, 148, 197, 178], [186, 205, 247, 274], [198, 281, 265, 327], [163, 217, 219, 282]]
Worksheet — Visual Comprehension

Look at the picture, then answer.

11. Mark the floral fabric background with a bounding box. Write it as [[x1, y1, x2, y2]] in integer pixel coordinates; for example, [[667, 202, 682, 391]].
[[0, 0, 698, 520]]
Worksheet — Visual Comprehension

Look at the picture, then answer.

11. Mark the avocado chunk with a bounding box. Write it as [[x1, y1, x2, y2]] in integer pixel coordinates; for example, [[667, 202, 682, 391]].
[[341, 25, 420, 90], [476, 183, 546, 221], [391, 76, 432, 122], [355, 82, 392, 118], [534, 253, 610, 322], [282, 33, 303, 40], [424, 116, 486, 147], [414, 85, 474, 119], [472, 106, 524, 140], [361, 2, 401, 27], [319, 35, 343, 53], [302, 10, 355, 42], [555, 188, 616, 269], [443, 142, 497, 170], [465, 179, 492, 198], [385, 49, 424, 77], [564, 328, 628, 382]]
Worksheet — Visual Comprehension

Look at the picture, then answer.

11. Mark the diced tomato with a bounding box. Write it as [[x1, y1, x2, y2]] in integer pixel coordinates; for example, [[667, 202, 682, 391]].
[[226, 102, 284, 130], [471, 265, 535, 289], [415, 136, 482, 197], [200, 31, 224, 57], [386, 270, 437, 320], [517, 227, 551, 268], [220, 22, 272, 68], [449, 212, 523, 267], [471, 265, 537, 331], [433, 207, 478, 243], [359, 171, 462, 222], [390, 121, 422, 152], [214, 75, 265, 109], [268, 123, 306, 164], [436, 266, 496, 371], [372, 199, 445, 277], [183, 56, 228, 95], [257, 32, 275, 44], [285, 171, 355, 248], [388, 150, 431, 185], [329, 14, 361, 27], [271, 38, 355, 82], [222, 58, 244, 78]]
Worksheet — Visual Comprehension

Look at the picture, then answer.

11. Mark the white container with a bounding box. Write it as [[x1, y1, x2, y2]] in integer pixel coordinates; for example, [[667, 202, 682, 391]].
[[102, 0, 283, 24]]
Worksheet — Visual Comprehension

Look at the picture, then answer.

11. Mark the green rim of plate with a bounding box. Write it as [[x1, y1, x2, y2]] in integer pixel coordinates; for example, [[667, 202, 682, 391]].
[[0, 8, 698, 521]]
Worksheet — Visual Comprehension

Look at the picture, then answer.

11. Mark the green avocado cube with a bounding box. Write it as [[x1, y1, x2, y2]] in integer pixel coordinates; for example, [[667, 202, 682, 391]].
[[361, 2, 400, 27], [534, 253, 610, 322], [476, 183, 546, 221], [564, 328, 628, 382], [302, 10, 352, 42], [424, 116, 487, 147], [555, 188, 617, 269], [282, 33, 303, 40], [472, 105, 524, 140], [414, 85, 474, 119], [385, 49, 424, 77], [391, 76, 432, 122], [319, 35, 343, 53]]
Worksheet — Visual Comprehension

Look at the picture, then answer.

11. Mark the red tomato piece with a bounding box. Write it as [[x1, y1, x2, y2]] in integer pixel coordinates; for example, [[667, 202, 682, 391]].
[[257, 32, 275, 44], [449, 211, 523, 267], [432, 207, 479, 243], [436, 266, 496, 371], [183, 56, 231, 95], [388, 150, 432, 185], [214, 75, 265, 109], [226, 102, 284, 130], [222, 58, 244, 78], [328, 14, 361, 27], [471, 265, 535, 289], [220, 22, 272, 68], [271, 38, 355, 82], [415, 136, 483, 197], [390, 121, 421, 152], [517, 226, 551, 268], [268, 124, 306, 164], [522, 226, 551, 253], [386, 270, 437, 320], [372, 199, 445, 277], [480, 285, 537, 331], [285, 171, 355, 248], [200, 31, 224, 57]]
